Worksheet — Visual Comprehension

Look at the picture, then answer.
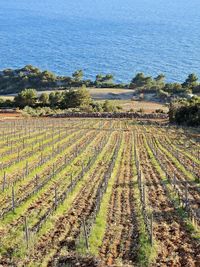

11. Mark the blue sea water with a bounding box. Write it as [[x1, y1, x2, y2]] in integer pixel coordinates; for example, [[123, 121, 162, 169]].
[[0, 0, 200, 83]]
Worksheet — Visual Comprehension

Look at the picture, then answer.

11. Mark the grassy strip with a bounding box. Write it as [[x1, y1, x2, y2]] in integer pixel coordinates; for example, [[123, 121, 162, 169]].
[[132, 138, 157, 267], [0, 131, 104, 226], [0, 119, 99, 173], [155, 139, 197, 182], [0, 128, 80, 181], [164, 137, 200, 165], [0, 132, 107, 260], [87, 132, 124, 255], [143, 135, 200, 239], [29, 132, 116, 266], [0, 129, 86, 200]]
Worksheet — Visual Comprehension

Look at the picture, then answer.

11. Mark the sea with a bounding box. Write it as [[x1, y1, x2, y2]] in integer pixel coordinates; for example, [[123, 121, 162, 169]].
[[0, 0, 200, 83]]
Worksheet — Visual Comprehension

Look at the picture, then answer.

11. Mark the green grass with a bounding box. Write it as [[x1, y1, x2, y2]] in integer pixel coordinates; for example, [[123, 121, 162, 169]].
[[165, 137, 200, 165], [27, 132, 116, 266], [0, 129, 85, 202], [133, 138, 157, 266], [155, 139, 197, 182], [86, 133, 124, 255], [143, 135, 200, 239]]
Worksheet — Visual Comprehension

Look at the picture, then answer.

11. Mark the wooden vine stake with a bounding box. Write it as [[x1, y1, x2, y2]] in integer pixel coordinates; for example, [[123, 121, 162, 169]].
[[40, 152, 43, 165], [185, 182, 188, 208], [173, 174, 176, 189], [70, 174, 73, 192], [53, 163, 55, 178], [82, 163, 84, 177], [35, 174, 38, 191], [192, 162, 195, 174], [24, 216, 29, 249], [143, 184, 146, 207], [17, 148, 20, 162], [54, 186, 58, 208], [12, 185, 15, 212], [150, 212, 153, 246], [2, 171, 6, 192], [83, 219, 89, 250], [25, 161, 29, 177]]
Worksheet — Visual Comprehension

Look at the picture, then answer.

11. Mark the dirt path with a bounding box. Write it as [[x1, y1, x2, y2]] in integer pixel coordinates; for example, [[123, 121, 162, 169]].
[[99, 132, 139, 266]]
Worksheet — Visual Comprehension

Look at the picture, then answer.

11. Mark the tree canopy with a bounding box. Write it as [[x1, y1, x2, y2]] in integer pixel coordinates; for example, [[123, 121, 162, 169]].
[[14, 88, 37, 108]]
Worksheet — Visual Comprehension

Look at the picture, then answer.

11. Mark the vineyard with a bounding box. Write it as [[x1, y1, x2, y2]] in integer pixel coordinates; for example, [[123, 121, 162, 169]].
[[0, 118, 199, 267]]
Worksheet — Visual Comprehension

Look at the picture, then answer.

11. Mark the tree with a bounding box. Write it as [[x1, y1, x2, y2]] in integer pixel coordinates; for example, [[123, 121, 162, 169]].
[[14, 88, 37, 108], [75, 86, 91, 107], [61, 90, 77, 109], [164, 83, 183, 94], [157, 89, 169, 102], [103, 74, 114, 84], [39, 93, 49, 106], [182, 73, 198, 89], [95, 74, 114, 86], [130, 73, 153, 89], [72, 70, 83, 82], [49, 92, 63, 108], [61, 87, 91, 109], [95, 74, 104, 83], [169, 97, 200, 126], [102, 100, 118, 112], [155, 74, 165, 83], [155, 74, 165, 89]]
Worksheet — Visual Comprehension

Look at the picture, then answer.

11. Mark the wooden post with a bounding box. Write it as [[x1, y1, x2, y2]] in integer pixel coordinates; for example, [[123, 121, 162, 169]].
[[40, 152, 43, 165], [24, 216, 29, 249], [12, 185, 15, 212], [25, 161, 28, 177], [173, 174, 176, 189], [138, 170, 141, 188], [140, 170, 143, 186], [150, 213, 153, 246], [82, 163, 84, 177], [185, 182, 188, 208], [143, 184, 146, 207], [54, 186, 57, 208], [17, 148, 20, 162], [193, 162, 195, 173], [2, 171, 6, 192], [71, 174, 73, 192], [53, 163, 55, 178], [52, 145, 54, 157], [83, 219, 89, 250]]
